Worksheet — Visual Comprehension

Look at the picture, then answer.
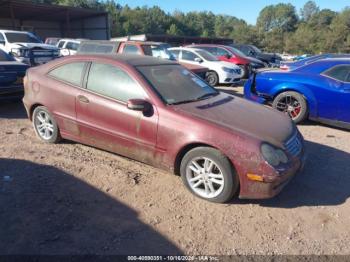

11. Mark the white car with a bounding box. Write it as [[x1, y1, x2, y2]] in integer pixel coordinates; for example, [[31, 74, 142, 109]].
[[57, 39, 81, 56], [0, 30, 60, 66], [169, 47, 243, 86]]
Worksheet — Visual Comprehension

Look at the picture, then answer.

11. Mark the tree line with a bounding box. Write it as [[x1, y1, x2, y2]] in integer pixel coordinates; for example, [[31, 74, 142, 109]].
[[33, 0, 350, 54]]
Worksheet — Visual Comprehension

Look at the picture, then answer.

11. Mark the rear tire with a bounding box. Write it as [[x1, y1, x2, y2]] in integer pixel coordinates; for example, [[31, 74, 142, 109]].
[[180, 147, 239, 203], [32, 106, 61, 143], [205, 71, 219, 86], [272, 91, 308, 123]]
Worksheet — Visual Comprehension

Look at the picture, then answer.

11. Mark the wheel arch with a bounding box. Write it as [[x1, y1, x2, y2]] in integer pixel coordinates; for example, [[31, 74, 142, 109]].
[[29, 103, 44, 121], [173, 142, 238, 177], [270, 85, 318, 118]]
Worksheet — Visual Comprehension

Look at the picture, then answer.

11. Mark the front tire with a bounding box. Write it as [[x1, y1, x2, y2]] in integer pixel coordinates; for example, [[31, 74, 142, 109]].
[[205, 71, 219, 86], [180, 147, 239, 203], [32, 106, 61, 143], [272, 91, 308, 123]]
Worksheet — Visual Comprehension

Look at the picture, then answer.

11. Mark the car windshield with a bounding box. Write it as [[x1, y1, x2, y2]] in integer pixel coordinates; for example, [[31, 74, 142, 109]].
[[0, 49, 15, 61], [5, 32, 42, 43], [226, 46, 248, 58], [195, 50, 219, 61], [137, 65, 219, 105]]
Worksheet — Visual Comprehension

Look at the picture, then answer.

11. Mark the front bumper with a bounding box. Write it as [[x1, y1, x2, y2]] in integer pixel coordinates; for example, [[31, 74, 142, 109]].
[[220, 71, 242, 83], [239, 151, 306, 199]]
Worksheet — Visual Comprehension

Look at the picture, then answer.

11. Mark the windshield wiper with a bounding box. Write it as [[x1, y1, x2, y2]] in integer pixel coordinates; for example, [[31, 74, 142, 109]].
[[195, 92, 219, 101], [169, 92, 219, 105]]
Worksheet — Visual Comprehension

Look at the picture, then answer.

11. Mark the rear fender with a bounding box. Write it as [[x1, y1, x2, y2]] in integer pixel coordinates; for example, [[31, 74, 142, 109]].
[[269, 83, 318, 118]]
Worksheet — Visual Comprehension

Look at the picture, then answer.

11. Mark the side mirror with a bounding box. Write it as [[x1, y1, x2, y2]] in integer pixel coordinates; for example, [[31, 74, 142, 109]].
[[127, 99, 152, 112], [194, 57, 203, 63], [0, 40, 5, 46], [225, 54, 232, 59]]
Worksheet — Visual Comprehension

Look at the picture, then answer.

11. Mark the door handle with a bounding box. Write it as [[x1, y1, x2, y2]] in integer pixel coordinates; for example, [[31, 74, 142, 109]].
[[77, 95, 89, 103]]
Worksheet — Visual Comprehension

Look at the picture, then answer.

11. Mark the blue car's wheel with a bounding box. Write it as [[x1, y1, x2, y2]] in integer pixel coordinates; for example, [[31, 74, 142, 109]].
[[272, 91, 308, 123]]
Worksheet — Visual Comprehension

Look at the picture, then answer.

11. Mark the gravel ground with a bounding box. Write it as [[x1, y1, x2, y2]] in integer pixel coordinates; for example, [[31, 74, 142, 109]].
[[0, 86, 350, 255]]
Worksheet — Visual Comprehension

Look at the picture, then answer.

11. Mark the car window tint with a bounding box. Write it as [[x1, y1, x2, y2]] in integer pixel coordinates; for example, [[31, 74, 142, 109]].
[[182, 50, 199, 61], [169, 49, 180, 59], [323, 65, 350, 82], [87, 63, 145, 102], [216, 48, 229, 56], [141, 45, 153, 56], [48, 62, 85, 86], [0, 33, 4, 42], [58, 41, 65, 48], [122, 44, 141, 55], [66, 42, 79, 51]]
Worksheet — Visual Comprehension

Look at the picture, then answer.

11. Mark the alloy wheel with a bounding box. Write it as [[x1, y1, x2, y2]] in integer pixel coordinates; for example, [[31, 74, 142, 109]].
[[185, 157, 225, 199]]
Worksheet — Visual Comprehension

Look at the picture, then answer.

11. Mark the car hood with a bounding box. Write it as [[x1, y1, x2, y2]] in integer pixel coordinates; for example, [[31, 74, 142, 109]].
[[10, 42, 59, 50], [245, 56, 265, 65], [173, 93, 294, 146]]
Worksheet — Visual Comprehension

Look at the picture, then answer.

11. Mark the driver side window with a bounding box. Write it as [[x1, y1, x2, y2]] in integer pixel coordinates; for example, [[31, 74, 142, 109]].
[[323, 65, 350, 83], [182, 50, 200, 62]]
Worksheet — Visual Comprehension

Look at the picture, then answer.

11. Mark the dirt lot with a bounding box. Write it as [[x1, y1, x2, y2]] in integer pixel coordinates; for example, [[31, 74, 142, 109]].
[[1, 86, 350, 255]]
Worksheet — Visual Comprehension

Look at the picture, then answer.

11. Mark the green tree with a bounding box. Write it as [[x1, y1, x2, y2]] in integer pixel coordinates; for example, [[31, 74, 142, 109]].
[[300, 1, 319, 21], [166, 24, 183, 36], [257, 3, 298, 32]]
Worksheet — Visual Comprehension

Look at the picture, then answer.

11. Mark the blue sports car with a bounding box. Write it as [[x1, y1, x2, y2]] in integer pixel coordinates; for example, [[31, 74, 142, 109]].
[[280, 54, 350, 71], [244, 58, 350, 129]]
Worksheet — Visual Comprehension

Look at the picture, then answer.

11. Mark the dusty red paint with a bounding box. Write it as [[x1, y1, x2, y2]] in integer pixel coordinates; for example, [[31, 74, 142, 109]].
[[23, 54, 305, 199]]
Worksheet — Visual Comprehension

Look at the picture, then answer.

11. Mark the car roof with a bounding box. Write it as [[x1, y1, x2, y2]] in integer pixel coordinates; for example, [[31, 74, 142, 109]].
[[71, 54, 177, 66], [124, 41, 166, 45], [0, 30, 31, 34], [169, 47, 203, 52]]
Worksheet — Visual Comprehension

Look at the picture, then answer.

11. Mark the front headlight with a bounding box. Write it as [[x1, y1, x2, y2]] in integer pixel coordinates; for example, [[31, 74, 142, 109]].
[[261, 143, 288, 167], [222, 67, 233, 73]]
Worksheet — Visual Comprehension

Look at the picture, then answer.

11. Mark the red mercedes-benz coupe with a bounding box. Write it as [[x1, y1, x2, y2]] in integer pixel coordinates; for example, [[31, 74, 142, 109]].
[[23, 54, 305, 203]]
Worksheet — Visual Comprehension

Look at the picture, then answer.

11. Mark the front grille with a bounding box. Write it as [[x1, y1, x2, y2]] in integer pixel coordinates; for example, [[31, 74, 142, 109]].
[[284, 132, 302, 157]]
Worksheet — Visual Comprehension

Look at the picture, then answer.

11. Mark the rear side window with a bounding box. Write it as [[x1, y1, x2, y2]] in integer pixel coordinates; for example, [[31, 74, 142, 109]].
[[66, 42, 79, 51], [48, 62, 85, 86], [58, 41, 65, 48], [86, 63, 145, 102], [323, 65, 350, 82], [122, 44, 141, 55]]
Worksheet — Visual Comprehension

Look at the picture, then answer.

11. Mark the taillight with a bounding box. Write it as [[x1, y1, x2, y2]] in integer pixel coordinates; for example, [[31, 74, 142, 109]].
[[280, 65, 289, 70]]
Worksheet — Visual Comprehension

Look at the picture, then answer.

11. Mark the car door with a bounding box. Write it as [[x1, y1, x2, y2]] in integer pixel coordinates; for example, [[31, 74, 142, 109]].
[[320, 65, 350, 123], [75, 61, 159, 164], [45, 61, 87, 138], [216, 47, 233, 62]]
